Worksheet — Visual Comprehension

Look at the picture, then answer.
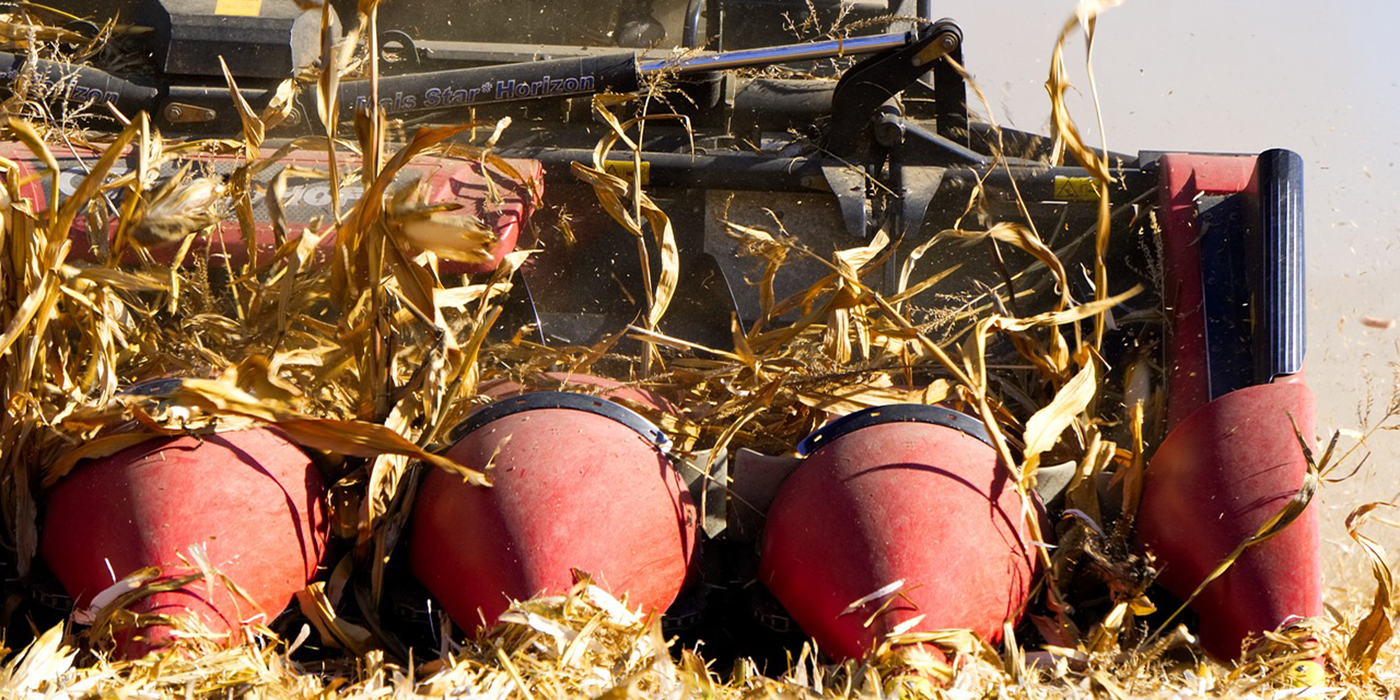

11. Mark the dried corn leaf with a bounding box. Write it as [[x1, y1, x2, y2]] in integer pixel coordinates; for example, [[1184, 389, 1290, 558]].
[[52, 117, 140, 240], [43, 431, 167, 487], [387, 177, 498, 264], [0, 118, 58, 229], [66, 266, 171, 292], [582, 103, 681, 336], [795, 378, 950, 416], [1344, 502, 1396, 671], [1021, 356, 1096, 475], [0, 626, 76, 697], [944, 223, 1070, 309], [296, 581, 375, 655], [0, 274, 60, 358], [350, 123, 476, 236], [259, 78, 298, 132], [218, 56, 265, 156], [110, 377, 490, 485], [571, 159, 678, 334]]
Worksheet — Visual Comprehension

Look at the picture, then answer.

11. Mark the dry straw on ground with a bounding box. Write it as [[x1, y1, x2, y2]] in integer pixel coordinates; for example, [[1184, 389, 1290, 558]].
[[0, 0, 1394, 698]]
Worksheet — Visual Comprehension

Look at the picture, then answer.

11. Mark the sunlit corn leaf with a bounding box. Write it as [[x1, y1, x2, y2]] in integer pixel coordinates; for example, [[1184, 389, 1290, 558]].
[[356, 405, 414, 585], [722, 218, 792, 322], [0, 118, 59, 229], [1117, 400, 1148, 526], [347, 122, 476, 239], [259, 78, 299, 132], [72, 566, 161, 626], [82, 570, 207, 647], [795, 377, 951, 416], [53, 117, 140, 241], [581, 101, 682, 338], [43, 432, 167, 487], [1343, 502, 1395, 671], [387, 177, 498, 263], [1047, 0, 1124, 345], [398, 212, 497, 263], [0, 273, 60, 359], [1045, 6, 1112, 184], [833, 229, 890, 284], [218, 56, 265, 156], [942, 223, 1071, 309], [573, 158, 678, 331], [103, 376, 490, 485], [65, 266, 171, 292], [1021, 355, 1097, 476], [0, 626, 76, 697], [314, 2, 358, 134]]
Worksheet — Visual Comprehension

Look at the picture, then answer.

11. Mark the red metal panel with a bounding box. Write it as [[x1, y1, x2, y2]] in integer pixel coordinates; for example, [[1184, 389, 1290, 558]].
[[1156, 154, 1257, 430]]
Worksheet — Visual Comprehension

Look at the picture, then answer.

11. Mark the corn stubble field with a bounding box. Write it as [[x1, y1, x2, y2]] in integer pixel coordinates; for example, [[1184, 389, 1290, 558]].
[[0, 0, 1395, 697]]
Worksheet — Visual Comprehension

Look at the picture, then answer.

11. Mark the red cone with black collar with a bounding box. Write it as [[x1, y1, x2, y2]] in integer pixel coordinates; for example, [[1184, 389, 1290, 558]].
[[409, 375, 698, 632], [41, 428, 330, 659], [759, 405, 1040, 662]]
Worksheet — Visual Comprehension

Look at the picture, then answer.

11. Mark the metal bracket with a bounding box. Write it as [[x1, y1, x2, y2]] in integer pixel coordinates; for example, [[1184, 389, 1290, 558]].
[[894, 164, 944, 241], [821, 163, 870, 240], [161, 102, 216, 124], [822, 19, 962, 158]]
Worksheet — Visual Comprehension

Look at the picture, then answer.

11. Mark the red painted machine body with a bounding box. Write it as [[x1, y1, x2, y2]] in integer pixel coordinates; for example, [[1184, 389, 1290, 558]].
[[1136, 153, 1321, 660], [0, 142, 540, 274], [40, 428, 330, 658], [1155, 154, 1260, 431], [759, 410, 1039, 662], [409, 375, 697, 632], [1135, 381, 1319, 659]]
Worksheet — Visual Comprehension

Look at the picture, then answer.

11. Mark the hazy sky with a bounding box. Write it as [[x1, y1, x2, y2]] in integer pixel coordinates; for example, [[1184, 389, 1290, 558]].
[[935, 0, 1400, 567]]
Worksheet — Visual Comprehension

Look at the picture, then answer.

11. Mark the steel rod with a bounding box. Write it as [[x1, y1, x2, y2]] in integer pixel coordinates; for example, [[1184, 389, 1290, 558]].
[[639, 31, 913, 75]]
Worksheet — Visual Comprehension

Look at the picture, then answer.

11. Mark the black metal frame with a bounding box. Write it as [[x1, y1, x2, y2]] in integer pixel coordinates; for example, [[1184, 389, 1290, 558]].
[[797, 404, 992, 456], [448, 391, 672, 451]]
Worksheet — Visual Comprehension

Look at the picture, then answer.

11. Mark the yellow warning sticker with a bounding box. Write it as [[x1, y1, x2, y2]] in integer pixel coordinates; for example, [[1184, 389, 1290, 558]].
[[1052, 176, 1101, 201], [602, 159, 650, 185], [215, 0, 262, 16]]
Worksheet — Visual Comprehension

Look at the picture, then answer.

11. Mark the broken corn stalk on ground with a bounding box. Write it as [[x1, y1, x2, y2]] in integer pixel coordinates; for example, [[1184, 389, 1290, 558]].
[[0, 0, 1395, 698], [0, 585, 1396, 699]]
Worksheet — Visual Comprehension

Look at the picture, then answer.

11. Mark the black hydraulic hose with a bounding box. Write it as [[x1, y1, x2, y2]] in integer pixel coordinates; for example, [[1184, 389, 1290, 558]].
[[0, 51, 162, 116], [339, 53, 641, 116]]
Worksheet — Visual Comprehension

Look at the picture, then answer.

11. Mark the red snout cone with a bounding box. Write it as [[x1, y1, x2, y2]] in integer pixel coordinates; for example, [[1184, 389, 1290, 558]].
[[410, 381, 697, 632], [760, 406, 1039, 662], [41, 428, 329, 658]]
